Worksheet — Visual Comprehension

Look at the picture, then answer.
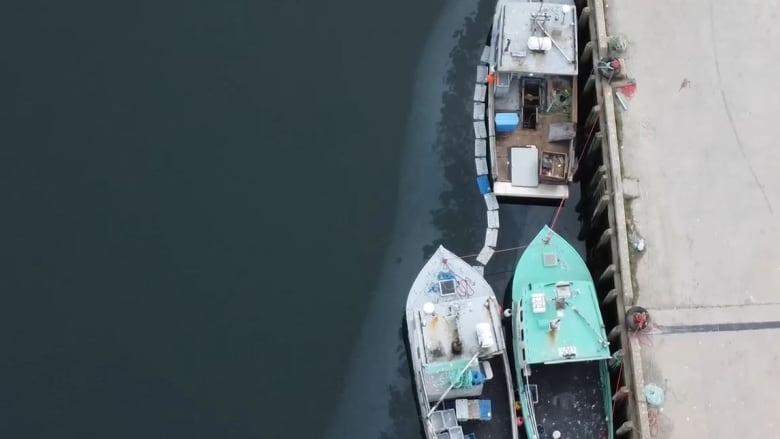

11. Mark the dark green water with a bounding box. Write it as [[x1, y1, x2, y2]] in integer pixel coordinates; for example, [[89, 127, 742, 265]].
[[0, 1, 583, 438]]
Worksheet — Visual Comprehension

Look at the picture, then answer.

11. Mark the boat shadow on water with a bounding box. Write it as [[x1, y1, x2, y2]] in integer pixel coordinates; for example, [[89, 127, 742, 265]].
[[423, 0, 495, 261]]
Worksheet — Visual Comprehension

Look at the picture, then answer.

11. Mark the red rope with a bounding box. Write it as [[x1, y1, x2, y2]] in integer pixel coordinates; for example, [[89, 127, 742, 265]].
[[620, 83, 637, 98], [549, 197, 565, 231], [543, 197, 566, 244], [577, 113, 601, 165], [611, 362, 623, 418], [441, 258, 476, 296], [648, 406, 660, 437], [464, 114, 601, 257], [459, 244, 528, 260], [632, 312, 649, 331], [541, 112, 601, 246]]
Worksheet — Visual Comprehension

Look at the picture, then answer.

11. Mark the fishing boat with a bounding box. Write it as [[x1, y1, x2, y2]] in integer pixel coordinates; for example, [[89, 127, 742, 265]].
[[484, 0, 579, 201], [510, 226, 613, 439], [406, 246, 518, 439]]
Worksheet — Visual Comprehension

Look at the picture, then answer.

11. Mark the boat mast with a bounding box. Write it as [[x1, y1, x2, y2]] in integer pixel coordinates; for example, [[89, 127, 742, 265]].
[[530, 2, 574, 64]]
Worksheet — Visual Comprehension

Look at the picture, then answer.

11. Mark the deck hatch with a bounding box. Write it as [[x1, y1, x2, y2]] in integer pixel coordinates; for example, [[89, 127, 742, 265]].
[[555, 282, 572, 300], [439, 279, 457, 296], [531, 293, 547, 313], [543, 252, 558, 267]]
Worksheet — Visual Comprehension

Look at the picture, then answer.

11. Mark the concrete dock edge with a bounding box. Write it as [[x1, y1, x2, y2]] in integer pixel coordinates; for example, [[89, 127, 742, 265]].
[[583, 0, 650, 437]]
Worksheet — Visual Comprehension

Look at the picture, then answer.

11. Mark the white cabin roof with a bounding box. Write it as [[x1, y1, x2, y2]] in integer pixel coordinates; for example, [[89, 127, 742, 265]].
[[492, 1, 578, 76]]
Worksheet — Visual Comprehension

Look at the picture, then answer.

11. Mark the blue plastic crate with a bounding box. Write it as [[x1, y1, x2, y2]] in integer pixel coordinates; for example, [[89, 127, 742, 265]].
[[495, 113, 519, 133], [478, 399, 492, 421], [476, 175, 491, 194]]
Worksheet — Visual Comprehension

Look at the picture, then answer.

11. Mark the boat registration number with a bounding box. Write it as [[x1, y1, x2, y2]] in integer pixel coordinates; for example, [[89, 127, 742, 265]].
[[558, 345, 577, 358]]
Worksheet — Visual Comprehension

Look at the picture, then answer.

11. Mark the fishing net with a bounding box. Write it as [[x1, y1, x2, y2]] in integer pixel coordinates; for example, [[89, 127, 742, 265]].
[[425, 360, 475, 389]]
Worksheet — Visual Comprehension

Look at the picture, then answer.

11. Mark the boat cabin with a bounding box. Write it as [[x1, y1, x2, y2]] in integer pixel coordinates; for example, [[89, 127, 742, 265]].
[[487, 0, 579, 200]]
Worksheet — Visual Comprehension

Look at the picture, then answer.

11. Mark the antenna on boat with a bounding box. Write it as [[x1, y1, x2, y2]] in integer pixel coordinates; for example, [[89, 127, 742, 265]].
[[572, 306, 610, 347], [529, 2, 574, 64]]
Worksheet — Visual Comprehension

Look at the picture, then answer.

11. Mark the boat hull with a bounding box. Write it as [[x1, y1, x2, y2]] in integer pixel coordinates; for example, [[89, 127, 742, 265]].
[[510, 227, 613, 439], [405, 246, 519, 439], [480, 0, 579, 203]]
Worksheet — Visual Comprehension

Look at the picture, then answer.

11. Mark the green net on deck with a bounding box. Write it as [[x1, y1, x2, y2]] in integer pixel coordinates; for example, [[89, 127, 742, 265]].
[[424, 360, 474, 389]]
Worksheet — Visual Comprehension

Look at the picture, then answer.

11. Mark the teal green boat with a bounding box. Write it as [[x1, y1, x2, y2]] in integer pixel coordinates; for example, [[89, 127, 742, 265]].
[[510, 226, 613, 439]]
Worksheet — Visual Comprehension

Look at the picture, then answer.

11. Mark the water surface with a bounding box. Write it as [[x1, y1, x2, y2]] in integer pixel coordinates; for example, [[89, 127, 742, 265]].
[[0, 1, 582, 438]]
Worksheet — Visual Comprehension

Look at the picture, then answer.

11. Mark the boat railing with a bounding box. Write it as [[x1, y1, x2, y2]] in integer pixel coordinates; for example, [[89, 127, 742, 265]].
[[420, 369, 439, 438], [419, 369, 431, 409], [415, 312, 432, 406], [523, 373, 541, 438], [514, 301, 541, 439], [484, 296, 505, 352], [500, 351, 520, 439]]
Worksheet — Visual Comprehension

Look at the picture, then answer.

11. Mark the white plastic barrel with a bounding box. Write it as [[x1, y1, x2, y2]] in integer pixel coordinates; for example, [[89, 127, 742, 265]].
[[476, 323, 496, 350]]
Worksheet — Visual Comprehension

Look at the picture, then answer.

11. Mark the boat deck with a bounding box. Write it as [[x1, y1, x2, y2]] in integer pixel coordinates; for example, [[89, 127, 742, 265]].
[[414, 278, 501, 401], [438, 355, 516, 439], [526, 361, 608, 438], [407, 247, 517, 439], [494, 116, 572, 182], [493, 76, 576, 184]]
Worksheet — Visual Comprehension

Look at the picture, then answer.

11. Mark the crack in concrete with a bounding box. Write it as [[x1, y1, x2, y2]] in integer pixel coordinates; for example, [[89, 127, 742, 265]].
[[658, 320, 780, 335], [708, 1, 774, 214], [649, 301, 780, 311]]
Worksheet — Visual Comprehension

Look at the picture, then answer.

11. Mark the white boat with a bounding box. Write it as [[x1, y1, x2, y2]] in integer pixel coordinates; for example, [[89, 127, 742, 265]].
[[405, 246, 518, 439], [483, 0, 579, 201]]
